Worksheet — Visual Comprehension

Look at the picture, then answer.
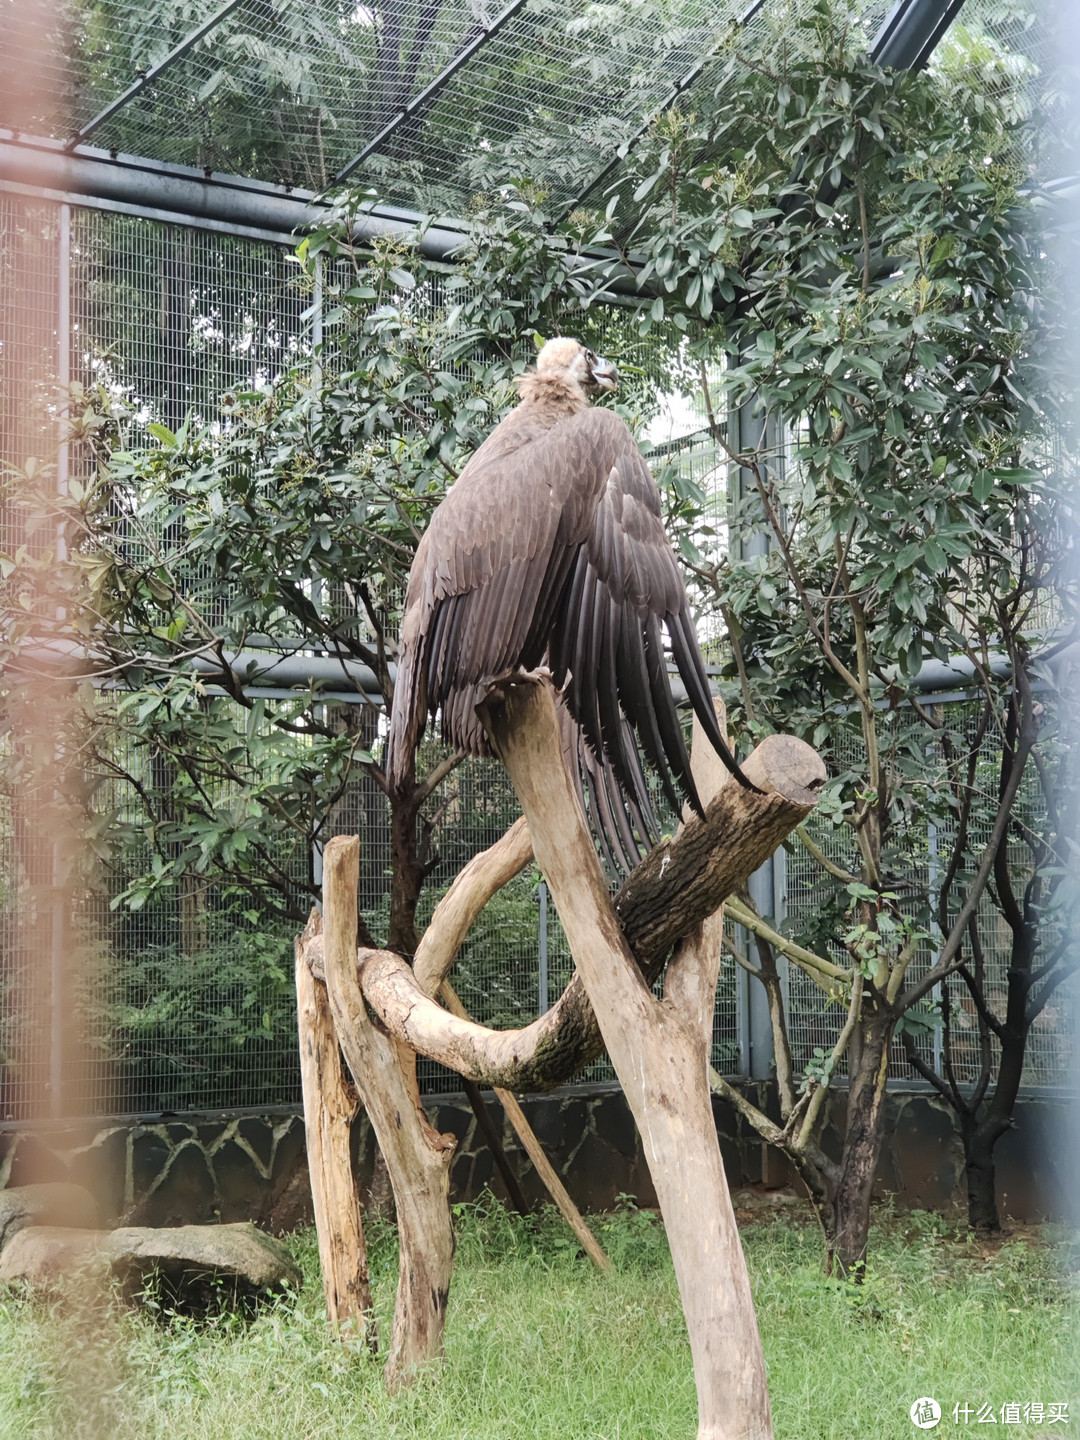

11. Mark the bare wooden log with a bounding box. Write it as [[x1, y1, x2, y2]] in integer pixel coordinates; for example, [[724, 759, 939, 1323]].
[[481, 677, 776, 1440], [413, 816, 533, 996], [319, 836, 456, 1391], [344, 702, 824, 1093], [438, 980, 611, 1274], [294, 917, 375, 1349], [665, 708, 733, 1049]]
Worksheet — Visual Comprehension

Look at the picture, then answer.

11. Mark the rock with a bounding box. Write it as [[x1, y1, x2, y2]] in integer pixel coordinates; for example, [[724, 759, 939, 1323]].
[[0, 1184, 99, 1252], [0, 1226, 107, 1288], [0, 1221, 302, 1314]]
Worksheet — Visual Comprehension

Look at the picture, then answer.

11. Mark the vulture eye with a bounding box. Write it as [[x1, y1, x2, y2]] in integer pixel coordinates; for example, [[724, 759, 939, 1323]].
[[585, 350, 596, 364]]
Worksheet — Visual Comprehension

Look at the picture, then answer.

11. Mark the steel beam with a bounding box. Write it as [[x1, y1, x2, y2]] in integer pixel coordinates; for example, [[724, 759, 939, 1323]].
[[71, 0, 251, 147], [871, 0, 968, 71], [18, 632, 1065, 708], [0, 131, 467, 252], [0, 131, 648, 295], [333, 0, 532, 188]]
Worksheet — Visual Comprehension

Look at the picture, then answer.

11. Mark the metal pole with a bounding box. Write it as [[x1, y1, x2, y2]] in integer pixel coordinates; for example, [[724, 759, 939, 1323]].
[[927, 816, 943, 1074], [538, 879, 549, 1015], [50, 204, 72, 1118], [736, 959, 751, 1079], [56, 203, 70, 512], [311, 254, 323, 368], [728, 369, 782, 1080]]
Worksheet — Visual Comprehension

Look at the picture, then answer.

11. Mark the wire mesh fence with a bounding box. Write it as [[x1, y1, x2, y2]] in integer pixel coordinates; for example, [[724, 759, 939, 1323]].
[[0, 0, 898, 209], [4, 0, 1046, 226], [1, 186, 1074, 1125]]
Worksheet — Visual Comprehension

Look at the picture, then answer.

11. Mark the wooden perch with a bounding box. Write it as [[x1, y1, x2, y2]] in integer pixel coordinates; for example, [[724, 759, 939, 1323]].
[[478, 676, 785, 1440], [341, 692, 824, 1093], [299, 679, 819, 1434], [295, 919, 375, 1349]]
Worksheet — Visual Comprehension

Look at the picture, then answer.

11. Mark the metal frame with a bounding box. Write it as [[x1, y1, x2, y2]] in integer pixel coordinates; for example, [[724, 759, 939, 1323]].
[[332, 0, 533, 188], [70, 0, 251, 148], [3, 0, 974, 256], [871, 0, 969, 71]]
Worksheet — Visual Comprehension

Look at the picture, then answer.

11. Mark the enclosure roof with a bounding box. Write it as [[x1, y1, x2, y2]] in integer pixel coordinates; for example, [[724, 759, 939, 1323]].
[[0, 0, 1031, 225]]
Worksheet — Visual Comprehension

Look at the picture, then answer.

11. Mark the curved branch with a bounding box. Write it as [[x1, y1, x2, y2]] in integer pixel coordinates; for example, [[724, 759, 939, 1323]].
[[413, 816, 533, 995], [313, 679, 825, 1092], [724, 895, 848, 988]]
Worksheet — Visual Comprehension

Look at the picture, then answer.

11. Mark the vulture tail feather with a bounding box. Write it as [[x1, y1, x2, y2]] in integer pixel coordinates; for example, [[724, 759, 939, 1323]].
[[617, 714, 661, 848], [669, 608, 754, 790], [597, 594, 660, 845], [616, 604, 682, 819], [552, 547, 589, 689], [526, 546, 577, 670], [573, 567, 603, 756], [598, 734, 650, 871], [583, 736, 639, 876], [644, 612, 703, 817]]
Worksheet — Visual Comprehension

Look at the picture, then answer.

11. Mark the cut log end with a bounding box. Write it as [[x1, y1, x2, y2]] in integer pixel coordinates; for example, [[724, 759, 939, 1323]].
[[738, 733, 827, 807]]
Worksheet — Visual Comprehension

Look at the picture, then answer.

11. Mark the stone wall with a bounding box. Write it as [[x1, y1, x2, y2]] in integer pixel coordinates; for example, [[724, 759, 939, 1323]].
[[0, 1084, 1072, 1232]]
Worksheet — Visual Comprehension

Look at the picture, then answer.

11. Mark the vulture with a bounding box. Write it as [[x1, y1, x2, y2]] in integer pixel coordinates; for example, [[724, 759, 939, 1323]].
[[385, 337, 750, 863]]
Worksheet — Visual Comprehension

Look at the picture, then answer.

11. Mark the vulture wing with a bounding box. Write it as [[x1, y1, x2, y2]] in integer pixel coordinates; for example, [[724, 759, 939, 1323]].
[[386, 401, 745, 835], [546, 409, 742, 822]]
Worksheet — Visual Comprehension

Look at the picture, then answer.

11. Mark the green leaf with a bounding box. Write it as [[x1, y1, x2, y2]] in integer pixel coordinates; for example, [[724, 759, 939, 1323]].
[[991, 467, 1044, 486]]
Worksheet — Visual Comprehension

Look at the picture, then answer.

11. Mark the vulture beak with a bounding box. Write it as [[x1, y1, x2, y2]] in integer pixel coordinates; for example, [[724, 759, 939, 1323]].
[[590, 354, 619, 391]]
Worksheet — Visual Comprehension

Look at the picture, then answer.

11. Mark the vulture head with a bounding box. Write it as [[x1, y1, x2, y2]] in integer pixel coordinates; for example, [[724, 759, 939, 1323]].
[[532, 337, 619, 396]]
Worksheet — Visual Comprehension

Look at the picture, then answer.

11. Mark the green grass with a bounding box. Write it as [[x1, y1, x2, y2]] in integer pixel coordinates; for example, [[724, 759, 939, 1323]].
[[0, 1198, 1076, 1440]]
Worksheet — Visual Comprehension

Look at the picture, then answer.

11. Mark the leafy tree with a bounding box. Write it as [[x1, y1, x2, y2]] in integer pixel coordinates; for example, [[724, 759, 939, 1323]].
[[1, 201, 661, 956], [597, 2, 1075, 1261], [5, 0, 1069, 1265]]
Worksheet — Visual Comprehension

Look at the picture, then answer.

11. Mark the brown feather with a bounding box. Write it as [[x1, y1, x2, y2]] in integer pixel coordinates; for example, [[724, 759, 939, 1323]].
[[384, 338, 750, 829]]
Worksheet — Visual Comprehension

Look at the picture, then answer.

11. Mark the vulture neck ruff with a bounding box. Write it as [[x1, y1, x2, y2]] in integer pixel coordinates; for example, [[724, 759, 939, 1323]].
[[515, 369, 590, 419]]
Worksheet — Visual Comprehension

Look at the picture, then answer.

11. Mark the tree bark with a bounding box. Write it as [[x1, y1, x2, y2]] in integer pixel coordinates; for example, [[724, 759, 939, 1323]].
[[960, 1114, 1006, 1235], [829, 1012, 893, 1276], [387, 793, 425, 956], [294, 921, 375, 1348], [319, 835, 457, 1390]]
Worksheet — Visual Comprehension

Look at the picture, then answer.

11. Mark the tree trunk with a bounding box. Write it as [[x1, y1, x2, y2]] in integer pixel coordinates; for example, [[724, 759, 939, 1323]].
[[388, 793, 424, 956], [960, 1114, 1004, 1235], [829, 1014, 893, 1276]]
